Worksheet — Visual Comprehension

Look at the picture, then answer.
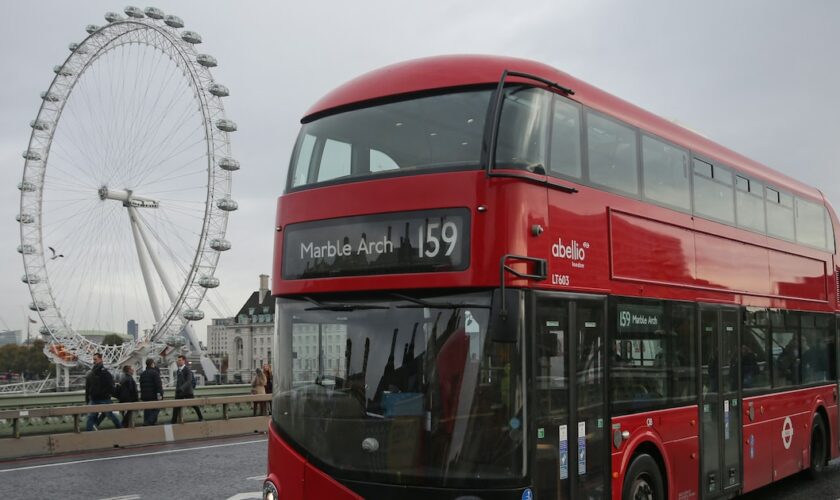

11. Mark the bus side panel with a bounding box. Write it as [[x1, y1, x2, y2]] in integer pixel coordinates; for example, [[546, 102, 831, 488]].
[[741, 398, 774, 493], [610, 406, 699, 500], [745, 386, 836, 486]]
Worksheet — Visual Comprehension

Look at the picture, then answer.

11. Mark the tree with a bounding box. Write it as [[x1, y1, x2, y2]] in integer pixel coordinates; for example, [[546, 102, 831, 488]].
[[0, 340, 51, 379], [101, 334, 125, 346]]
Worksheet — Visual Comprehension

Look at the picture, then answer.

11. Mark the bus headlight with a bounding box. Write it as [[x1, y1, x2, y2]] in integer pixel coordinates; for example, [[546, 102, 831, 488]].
[[262, 480, 279, 500]]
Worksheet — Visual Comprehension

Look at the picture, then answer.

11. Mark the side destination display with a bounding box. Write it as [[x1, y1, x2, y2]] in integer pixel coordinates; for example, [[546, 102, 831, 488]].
[[282, 208, 470, 279]]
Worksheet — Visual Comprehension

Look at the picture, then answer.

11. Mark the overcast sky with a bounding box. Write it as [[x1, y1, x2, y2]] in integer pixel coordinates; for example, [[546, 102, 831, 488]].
[[1, 1, 839, 344]]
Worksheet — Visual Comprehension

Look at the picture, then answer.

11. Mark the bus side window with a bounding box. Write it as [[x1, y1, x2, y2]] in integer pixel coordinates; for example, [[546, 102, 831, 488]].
[[586, 112, 639, 196], [548, 96, 582, 179], [317, 139, 352, 182]]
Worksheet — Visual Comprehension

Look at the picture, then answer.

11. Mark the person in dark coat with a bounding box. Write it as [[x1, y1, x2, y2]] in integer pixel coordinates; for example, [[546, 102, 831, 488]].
[[171, 355, 203, 423], [115, 365, 139, 427], [139, 358, 164, 425], [85, 352, 121, 431]]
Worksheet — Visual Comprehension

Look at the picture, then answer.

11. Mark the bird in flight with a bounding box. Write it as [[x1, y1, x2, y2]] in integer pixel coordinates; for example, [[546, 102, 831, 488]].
[[48, 247, 64, 260]]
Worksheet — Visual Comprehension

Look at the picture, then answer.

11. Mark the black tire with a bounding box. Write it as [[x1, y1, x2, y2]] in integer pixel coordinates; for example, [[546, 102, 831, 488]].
[[622, 453, 665, 500], [806, 413, 828, 479]]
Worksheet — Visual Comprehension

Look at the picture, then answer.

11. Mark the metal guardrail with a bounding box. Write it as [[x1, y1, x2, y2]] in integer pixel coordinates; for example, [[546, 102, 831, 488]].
[[0, 394, 272, 460], [0, 383, 252, 410]]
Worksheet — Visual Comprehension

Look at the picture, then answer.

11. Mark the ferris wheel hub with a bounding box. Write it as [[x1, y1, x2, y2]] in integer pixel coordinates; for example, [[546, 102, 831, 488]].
[[98, 186, 160, 208]]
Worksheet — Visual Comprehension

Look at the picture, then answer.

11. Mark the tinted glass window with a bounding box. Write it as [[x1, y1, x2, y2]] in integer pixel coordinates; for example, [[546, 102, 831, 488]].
[[496, 86, 550, 171], [693, 170, 735, 224], [801, 313, 832, 383], [318, 139, 352, 181], [587, 112, 638, 195], [288, 89, 491, 190], [642, 135, 690, 210], [770, 310, 799, 388], [736, 179, 766, 232], [548, 96, 582, 178], [742, 309, 770, 390], [796, 198, 827, 249], [766, 190, 795, 240], [611, 300, 696, 413]]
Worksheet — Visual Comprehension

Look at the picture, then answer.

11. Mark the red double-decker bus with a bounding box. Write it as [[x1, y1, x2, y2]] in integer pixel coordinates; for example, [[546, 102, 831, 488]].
[[265, 55, 840, 500]]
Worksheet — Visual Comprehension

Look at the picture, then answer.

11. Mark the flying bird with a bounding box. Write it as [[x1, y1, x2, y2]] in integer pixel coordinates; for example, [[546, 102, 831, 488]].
[[48, 247, 64, 260]]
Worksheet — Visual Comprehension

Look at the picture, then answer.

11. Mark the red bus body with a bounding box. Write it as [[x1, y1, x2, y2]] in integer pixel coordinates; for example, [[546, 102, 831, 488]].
[[268, 55, 840, 500]]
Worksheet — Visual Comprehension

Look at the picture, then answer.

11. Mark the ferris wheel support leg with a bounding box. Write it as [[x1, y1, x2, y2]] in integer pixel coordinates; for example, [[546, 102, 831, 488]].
[[130, 210, 220, 380], [128, 207, 163, 323]]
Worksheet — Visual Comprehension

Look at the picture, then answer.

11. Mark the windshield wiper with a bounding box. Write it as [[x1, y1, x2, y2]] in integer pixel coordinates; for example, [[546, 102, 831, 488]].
[[302, 296, 388, 312], [389, 292, 490, 309]]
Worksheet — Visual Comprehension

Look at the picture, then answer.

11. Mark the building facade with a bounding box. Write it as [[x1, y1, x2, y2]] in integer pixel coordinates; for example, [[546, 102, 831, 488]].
[[127, 320, 138, 340], [214, 275, 274, 383]]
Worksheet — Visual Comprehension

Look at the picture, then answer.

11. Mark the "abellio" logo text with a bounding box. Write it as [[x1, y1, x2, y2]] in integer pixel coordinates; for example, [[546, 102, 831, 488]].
[[551, 238, 589, 269]]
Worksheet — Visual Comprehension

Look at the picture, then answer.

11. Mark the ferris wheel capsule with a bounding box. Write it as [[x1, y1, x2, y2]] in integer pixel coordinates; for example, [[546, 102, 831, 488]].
[[181, 31, 202, 44], [216, 119, 237, 132], [53, 65, 74, 77], [216, 198, 238, 211], [124, 6, 145, 18], [39, 326, 51, 335], [144, 7, 165, 19], [218, 157, 240, 171], [182, 308, 205, 321], [22, 274, 41, 285], [85, 24, 100, 34], [17, 244, 36, 255], [164, 14, 184, 28], [68, 43, 88, 54], [16, 213, 35, 224], [164, 334, 186, 347], [208, 83, 229, 97], [196, 54, 217, 67], [104, 12, 124, 23], [210, 238, 231, 251], [22, 150, 42, 161], [30, 120, 51, 131], [18, 181, 37, 192], [198, 276, 220, 288], [40, 91, 61, 102], [29, 301, 49, 312]]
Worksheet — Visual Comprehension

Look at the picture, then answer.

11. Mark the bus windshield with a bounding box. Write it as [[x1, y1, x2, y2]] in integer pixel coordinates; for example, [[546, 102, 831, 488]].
[[272, 291, 525, 487], [287, 89, 492, 190]]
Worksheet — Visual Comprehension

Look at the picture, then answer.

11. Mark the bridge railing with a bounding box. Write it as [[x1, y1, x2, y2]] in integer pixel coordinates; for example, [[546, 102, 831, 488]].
[[0, 394, 272, 460]]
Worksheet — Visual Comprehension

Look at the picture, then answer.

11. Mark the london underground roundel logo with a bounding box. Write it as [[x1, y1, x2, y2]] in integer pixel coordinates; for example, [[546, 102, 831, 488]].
[[781, 416, 793, 450]]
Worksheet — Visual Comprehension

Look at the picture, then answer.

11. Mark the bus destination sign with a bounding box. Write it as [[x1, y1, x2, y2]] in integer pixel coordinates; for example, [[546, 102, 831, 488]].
[[282, 208, 470, 279]]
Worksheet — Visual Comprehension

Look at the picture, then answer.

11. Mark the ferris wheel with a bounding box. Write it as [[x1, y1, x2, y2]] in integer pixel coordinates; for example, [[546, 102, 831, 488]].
[[17, 7, 238, 371]]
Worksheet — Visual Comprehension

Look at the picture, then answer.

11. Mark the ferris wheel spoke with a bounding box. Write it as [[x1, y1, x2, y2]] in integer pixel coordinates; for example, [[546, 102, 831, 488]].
[[129, 103, 205, 185]]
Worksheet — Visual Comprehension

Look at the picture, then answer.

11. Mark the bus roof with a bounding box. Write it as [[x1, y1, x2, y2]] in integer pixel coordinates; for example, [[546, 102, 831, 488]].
[[304, 54, 823, 202]]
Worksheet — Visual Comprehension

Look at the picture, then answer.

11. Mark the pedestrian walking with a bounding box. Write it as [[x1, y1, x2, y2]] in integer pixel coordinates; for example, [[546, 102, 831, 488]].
[[139, 358, 163, 425], [171, 355, 203, 423], [85, 352, 120, 431], [115, 365, 139, 427], [250, 368, 267, 416], [262, 363, 273, 415]]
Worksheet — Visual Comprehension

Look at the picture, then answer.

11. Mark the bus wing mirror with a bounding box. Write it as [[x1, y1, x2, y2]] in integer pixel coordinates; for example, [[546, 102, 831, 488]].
[[489, 288, 522, 343]]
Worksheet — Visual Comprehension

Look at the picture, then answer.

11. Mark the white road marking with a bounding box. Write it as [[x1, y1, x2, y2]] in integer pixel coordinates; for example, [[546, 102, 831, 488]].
[[225, 493, 261, 500], [97, 496, 141, 500], [246, 475, 265, 481], [0, 438, 267, 473]]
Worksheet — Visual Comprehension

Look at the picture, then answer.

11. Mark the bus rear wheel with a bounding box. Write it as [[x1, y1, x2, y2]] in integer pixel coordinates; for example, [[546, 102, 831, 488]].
[[623, 453, 664, 500], [807, 413, 828, 479]]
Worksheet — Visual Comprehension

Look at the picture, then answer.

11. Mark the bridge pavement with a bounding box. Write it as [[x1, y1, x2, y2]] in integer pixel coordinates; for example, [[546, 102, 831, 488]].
[[0, 434, 267, 500]]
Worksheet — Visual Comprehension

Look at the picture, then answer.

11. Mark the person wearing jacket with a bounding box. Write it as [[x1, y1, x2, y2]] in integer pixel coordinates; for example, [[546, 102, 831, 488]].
[[85, 352, 121, 431], [250, 368, 267, 416], [115, 365, 139, 427], [139, 358, 164, 425], [171, 355, 203, 423]]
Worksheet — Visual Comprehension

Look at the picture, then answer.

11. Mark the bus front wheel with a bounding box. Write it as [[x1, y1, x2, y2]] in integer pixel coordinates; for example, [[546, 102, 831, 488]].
[[807, 413, 828, 479], [622, 453, 664, 500]]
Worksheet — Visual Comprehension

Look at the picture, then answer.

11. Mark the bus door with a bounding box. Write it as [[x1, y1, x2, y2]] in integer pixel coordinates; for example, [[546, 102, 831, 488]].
[[699, 306, 742, 498], [532, 293, 607, 499]]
